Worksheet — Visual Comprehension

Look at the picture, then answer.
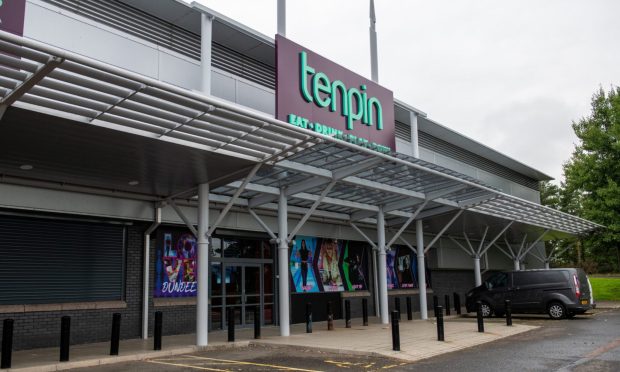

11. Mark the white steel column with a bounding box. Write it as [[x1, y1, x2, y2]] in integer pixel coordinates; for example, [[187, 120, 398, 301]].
[[196, 183, 210, 346], [474, 256, 482, 286], [514, 259, 520, 271], [142, 206, 161, 339], [545, 261, 550, 269], [410, 111, 419, 157], [377, 207, 389, 324], [416, 220, 428, 319], [201, 13, 213, 94], [277, 0, 286, 36], [278, 190, 290, 336]]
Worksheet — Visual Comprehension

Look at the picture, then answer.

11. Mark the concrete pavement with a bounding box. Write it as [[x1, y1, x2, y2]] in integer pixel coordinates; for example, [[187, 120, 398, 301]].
[[2, 314, 536, 371]]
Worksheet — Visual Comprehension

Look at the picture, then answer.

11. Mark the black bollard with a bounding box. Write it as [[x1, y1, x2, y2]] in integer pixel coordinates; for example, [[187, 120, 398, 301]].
[[395, 297, 401, 320], [406, 297, 413, 321], [433, 295, 439, 317], [476, 301, 484, 333], [306, 303, 313, 333], [345, 300, 351, 328], [227, 308, 235, 342], [505, 300, 512, 326], [154, 311, 163, 351], [391, 310, 400, 351], [454, 292, 461, 315], [445, 295, 451, 316], [110, 313, 121, 356], [59, 316, 71, 362], [327, 302, 334, 331], [362, 298, 368, 326], [1, 319, 14, 369], [254, 306, 261, 339], [437, 305, 445, 341]]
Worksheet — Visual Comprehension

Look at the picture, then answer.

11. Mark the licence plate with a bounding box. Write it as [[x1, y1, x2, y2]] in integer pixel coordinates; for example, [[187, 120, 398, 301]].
[[581, 300, 589, 305]]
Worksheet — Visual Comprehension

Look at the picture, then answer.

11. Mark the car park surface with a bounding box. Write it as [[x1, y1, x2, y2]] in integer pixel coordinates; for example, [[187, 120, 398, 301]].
[[72, 308, 620, 372]]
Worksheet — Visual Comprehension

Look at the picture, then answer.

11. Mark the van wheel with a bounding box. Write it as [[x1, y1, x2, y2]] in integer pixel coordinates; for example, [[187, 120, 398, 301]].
[[480, 302, 492, 317], [548, 302, 566, 320]]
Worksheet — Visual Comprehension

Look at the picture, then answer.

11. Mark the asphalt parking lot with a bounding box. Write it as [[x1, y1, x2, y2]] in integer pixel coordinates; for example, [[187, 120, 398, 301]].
[[74, 308, 620, 372]]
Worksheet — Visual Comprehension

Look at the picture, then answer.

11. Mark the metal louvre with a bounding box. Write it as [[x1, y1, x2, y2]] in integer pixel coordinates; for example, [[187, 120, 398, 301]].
[[0, 31, 602, 238], [0, 31, 312, 163], [42, 0, 275, 89], [0, 214, 125, 304], [418, 130, 539, 190], [395, 120, 411, 141]]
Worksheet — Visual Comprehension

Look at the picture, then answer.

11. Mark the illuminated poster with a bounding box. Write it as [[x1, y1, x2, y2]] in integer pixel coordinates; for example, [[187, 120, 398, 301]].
[[155, 230, 197, 297], [317, 239, 345, 292], [386, 249, 398, 289], [395, 246, 416, 289], [343, 241, 369, 291], [290, 236, 319, 293]]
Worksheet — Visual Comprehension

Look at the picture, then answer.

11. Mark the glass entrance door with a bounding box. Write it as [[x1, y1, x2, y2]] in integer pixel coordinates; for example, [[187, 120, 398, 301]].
[[223, 264, 263, 327]]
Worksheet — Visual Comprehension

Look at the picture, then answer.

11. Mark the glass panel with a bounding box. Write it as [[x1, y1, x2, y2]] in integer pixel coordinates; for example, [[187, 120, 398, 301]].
[[263, 295, 273, 304], [245, 266, 260, 295], [262, 240, 273, 259], [225, 266, 242, 295], [263, 304, 273, 324], [223, 238, 264, 258], [211, 297, 222, 306], [245, 305, 259, 324], [246, 295, 260, 305], [225, 296, 242, 305], [264, 264, 273, 294], [211, 307, 222, 329], [210, 237, 222, 258], [211, 263, 222, 296]]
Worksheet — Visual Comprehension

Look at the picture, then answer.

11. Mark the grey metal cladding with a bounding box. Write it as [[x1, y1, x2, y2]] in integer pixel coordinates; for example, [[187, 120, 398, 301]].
[[395, 120, 411, 141], [43, 0, 275, 89], [396, 121, 538, 190], [0, 214, 125, 304], [418, 131, 539, 190]]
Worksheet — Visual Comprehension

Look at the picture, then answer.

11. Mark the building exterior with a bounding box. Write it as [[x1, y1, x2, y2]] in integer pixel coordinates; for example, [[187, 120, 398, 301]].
[[0, 0, 599, 351]]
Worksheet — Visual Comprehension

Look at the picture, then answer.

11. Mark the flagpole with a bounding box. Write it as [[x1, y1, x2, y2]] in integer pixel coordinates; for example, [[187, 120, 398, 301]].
[[278, 0, 286, 36], [369, 0, 379, 82]]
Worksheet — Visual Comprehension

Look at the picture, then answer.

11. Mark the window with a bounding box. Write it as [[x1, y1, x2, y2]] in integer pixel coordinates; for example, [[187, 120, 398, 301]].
[[486, 272, 508, 289]]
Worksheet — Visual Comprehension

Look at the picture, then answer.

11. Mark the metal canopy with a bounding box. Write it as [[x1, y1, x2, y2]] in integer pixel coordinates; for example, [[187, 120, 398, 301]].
[[0, 31, 602, 240]]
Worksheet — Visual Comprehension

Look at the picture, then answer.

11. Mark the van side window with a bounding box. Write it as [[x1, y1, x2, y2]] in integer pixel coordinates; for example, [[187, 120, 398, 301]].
[[487, 272, 508, 289]]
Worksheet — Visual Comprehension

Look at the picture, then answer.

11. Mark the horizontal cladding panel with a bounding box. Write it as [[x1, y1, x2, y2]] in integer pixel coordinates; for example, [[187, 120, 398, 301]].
[[39, 0, 275, 89], [418, 131, 539, 190]]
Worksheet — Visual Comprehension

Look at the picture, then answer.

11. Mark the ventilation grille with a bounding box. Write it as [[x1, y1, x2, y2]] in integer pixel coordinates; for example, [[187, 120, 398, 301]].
[[418, 131, 539, 190], [42, 0, 275, 89], [395, 121, 411, 141]]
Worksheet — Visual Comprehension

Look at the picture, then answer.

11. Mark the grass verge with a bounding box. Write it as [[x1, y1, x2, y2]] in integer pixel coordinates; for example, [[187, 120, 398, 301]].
[[589, 277, 620, 301]]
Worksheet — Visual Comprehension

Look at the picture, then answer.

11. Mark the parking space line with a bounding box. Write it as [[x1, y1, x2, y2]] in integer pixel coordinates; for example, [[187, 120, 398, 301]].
[[147, 359, 232, 371], [184, 355, 323, 371]]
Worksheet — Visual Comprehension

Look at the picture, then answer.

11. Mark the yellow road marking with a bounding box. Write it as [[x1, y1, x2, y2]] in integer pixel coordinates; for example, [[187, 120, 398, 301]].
[[184, 354, 323, 372], [146, 359, 232, 372]]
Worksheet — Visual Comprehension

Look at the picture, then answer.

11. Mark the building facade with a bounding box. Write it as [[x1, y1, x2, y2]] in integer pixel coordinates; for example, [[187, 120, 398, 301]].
[[0, 0, 598, 350]]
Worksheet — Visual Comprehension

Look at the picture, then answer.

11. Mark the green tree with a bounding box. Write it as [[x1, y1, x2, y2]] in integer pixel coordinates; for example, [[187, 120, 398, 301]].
[[562, 86, 620, 272]]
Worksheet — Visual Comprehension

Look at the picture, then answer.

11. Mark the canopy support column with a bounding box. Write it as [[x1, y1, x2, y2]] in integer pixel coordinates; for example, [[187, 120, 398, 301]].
[[196, 183, 209, 346], [416, 220, 427, 319], [142, 205, 161, 339], [377, 207, 389, 324], [278, 190, 290, 336]]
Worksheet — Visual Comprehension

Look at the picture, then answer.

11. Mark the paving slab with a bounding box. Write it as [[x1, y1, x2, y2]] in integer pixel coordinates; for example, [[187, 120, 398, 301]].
[[2, 315, 537, 371]]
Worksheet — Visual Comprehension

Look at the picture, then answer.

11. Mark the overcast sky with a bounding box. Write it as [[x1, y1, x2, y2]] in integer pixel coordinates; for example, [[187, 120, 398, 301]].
[[194, 0, 620, 182]]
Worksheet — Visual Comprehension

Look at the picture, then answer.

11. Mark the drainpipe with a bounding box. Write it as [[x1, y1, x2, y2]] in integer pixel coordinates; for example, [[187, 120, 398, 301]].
[[142, 205, 161, 339]]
